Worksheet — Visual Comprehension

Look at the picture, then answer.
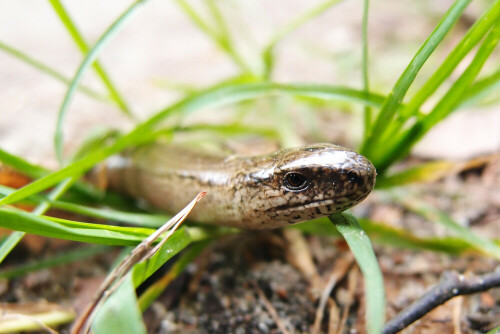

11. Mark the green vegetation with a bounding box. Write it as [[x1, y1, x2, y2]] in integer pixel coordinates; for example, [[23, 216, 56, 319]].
[[1, 0, 500, 332]]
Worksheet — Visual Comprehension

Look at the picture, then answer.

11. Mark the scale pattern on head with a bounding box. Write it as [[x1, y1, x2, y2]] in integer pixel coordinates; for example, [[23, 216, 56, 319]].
[[241, 143, 376, 227]]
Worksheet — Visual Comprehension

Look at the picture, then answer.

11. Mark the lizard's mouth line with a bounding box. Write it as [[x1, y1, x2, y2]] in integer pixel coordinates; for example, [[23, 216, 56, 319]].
[[271, 198, 347, 214]]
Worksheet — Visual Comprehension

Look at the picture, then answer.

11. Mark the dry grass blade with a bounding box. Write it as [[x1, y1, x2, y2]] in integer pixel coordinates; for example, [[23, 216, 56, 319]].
[[0, 314, 58, 334], [327, 298, 340, 334], [452, 296, 463, 334], [311, 255, 353, 334], [284, 229, 322, 289], [338, 268, 359, 334], [71, 192, 206, 334], [252, 281, 291, 334]]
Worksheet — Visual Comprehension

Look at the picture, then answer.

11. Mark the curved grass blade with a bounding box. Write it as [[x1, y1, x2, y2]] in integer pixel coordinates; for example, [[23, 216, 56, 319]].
[[0, 232, 25, 264], [175, 123, 279, 140], [402, 198, 500, 260], [0, 245, 108, 279], [0, 208, 153, 246], [400, 0, 500, 122], [49, 201, 168, 228], [374, 0, 500, 163], [0, 184, 168, 227], [0, 177, 75, 264], [361, 0, 371, 138], [0, 82, 384, 208], [376, 160, 456, 189], [0, 147, 103, 202], [360, 0, 472, 157], [203, 1, 251, 75], [84, 194, 208, 334], [0, 41, 110, 102], [137, 240, 210, 311], [91, 229, 210, 334], [330, 212, 385, 334], [48, 0, 131, 114], [92, 275, 147, 334], [358, 218, 473, 255], [0, 148, 50, 180], [262, 0, 345, 78], [144, 83, 386, 128], [293, 218, 485, 255], [460, 68, 500, 107], [54, 0, 146, 164], [378, 18, 500, 171], [174, 0, 252, 75], [486, 325, 500, 334]]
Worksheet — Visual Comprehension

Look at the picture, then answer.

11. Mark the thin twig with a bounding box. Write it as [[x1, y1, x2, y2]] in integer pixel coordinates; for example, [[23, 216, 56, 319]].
[[311, 255, 353, 334], [327, 298, 340, 334], [337, 267, 358, 334], [253, 281, 291, 334], [71, 192, 206, 334], [283, 229, 322, 290], [383, 267, 500, 334]]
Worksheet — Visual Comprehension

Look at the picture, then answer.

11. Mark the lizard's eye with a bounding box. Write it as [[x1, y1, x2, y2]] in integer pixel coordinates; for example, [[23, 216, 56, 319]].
[[283, 172, 309, 191]]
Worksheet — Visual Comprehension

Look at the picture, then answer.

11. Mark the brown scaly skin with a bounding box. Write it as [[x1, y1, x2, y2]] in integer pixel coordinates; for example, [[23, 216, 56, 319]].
[[100, 143, 376, 229]]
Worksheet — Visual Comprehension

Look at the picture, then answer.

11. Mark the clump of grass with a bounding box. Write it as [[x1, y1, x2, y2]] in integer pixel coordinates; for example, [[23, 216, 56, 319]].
[[1, 0, 500, 333]]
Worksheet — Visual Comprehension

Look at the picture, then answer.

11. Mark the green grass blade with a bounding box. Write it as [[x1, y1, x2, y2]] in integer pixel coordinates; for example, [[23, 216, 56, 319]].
[[208, 4, 252, 75], [54, 0, 146, 164], [0, 175, 76, 264], [0, 232, 25, 264], [0, 245, 108, 279], [0, 82, 384, 208], [330, 213, 385, 334], [376, 160, 456, 189], [174, 0, 252, 75], [404, 200, 500, 260], [93, 229, 214, 333], [486, 325, 500, 334], [0, 41, 111, 102], [48, 0, 132, 115], [33, 177, 75, 215], [358, 219, 473, 255], [372, 1, 500, 165], [401, 0, 500, 121], [263, 0, 345, 78], [360, 0, 472, 157], [0, 147, 103, 201], [0, 208, 153, 246], [50, 201, 168, 227], [294, 218, 485, 255], [70, 128, 121, 162], [0, 185, 167, 227], [144, 83, 385, 128], [173, 0, 218, 39], [0, 136, 139, 208], [378, 19, 500, 171], [460, 68, 500, 107], [0, 148, 48, 179], [268, 0, 346, 46], [176, 123, 279, 140], [92, 274, 148, 334], [138, 241, 210, 311], [362, 0, 371, 139]]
